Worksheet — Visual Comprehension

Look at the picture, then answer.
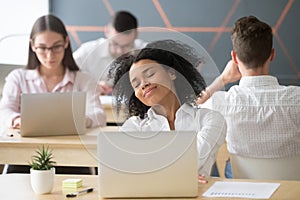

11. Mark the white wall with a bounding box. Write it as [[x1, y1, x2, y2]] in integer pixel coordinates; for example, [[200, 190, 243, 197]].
[[0, 0, 49, 65]]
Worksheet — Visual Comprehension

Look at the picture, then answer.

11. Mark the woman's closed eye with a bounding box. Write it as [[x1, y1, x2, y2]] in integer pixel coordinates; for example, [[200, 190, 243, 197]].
[[131, 71, 156, 89], [145, 71, 155, 78], [132, 81, 140, 89]]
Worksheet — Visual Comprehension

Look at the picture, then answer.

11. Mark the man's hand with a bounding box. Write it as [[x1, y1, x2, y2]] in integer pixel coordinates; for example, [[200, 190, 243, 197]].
[[220, 60, 241, 85], [197, 60, 242, 105], [98, 81, 113, 95], [196, 89, 211, 104]]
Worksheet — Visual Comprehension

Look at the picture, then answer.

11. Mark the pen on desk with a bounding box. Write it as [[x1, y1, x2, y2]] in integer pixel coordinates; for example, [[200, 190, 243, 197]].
[[6, 133, 14, 137], [66, 187, 94, 198]]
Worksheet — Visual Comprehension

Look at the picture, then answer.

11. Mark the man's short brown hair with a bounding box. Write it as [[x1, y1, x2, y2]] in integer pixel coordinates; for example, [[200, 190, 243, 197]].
[[231, 16, 273, 68]]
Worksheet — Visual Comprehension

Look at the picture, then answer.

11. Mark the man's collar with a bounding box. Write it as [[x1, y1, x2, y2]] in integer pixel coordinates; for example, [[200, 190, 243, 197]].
[[239, 75, 279, 87]]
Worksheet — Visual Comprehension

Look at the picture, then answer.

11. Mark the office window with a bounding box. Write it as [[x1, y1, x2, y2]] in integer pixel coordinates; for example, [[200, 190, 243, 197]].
[[0, 0, 49, 65]]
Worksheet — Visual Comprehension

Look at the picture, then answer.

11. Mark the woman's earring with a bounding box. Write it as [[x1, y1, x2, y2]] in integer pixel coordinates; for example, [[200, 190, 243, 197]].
[[170, 73, 176, 80]]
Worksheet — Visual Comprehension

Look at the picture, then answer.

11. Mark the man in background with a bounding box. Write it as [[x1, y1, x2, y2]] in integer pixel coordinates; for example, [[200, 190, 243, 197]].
[[198, 15, 300, 177], [73, 10, 146, 94]]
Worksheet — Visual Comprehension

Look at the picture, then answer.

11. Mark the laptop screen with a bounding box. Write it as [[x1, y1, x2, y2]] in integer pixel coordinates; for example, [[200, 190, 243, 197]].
[[20, 92, 86, 137], [97, 130, 198, 198]]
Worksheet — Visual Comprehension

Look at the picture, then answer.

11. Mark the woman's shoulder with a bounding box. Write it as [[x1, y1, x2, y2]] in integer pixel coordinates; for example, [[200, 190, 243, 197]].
[[123, 116, 144, 125], [194, 105, 227, 134], [182, 103, 222, 115], [5, 68, 35, 80], [7, 67, 25, 75], [195, 105, 225, 120], [121, 116, 146, 130]]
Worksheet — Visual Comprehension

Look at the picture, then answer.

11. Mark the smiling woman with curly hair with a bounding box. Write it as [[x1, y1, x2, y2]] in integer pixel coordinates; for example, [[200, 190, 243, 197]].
[[108, 39, 226, 180]]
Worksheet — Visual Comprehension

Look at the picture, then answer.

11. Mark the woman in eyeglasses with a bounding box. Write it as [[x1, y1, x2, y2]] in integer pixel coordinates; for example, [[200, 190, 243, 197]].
[[0, 14, 106, 129]]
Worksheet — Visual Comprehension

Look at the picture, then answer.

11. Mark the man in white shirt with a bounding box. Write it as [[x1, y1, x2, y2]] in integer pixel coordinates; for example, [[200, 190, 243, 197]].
[[73, 11, 146, 94], [199, 16, 300, 164]]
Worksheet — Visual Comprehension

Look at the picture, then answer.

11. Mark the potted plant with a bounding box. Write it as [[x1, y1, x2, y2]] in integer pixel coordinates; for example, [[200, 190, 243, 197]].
[[29, 145, 56, 194]]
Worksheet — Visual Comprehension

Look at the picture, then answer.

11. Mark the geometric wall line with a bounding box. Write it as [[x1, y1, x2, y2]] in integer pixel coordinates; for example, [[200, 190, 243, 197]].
[[50, 0, 300, 85]]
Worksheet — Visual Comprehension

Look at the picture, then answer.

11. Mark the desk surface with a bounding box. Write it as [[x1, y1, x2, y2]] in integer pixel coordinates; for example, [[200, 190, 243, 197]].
[[0, 174, 299, 199], [0, 126, 118, 166]]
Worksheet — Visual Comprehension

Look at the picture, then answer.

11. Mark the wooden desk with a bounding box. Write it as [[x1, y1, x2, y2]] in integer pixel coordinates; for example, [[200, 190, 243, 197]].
[[0, 126, 118, 167], [0, 174, 299, 199]]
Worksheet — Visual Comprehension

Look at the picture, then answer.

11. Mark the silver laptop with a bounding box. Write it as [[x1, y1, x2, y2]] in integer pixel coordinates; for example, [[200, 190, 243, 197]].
[[97, 130, 198, 198], [20, 92, 86, 137]]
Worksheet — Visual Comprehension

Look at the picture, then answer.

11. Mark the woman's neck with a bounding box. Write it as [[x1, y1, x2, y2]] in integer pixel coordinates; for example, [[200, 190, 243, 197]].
[[39, 65, 65, 78], [152, 95, 181, 130], [39, 65, 65, 92]]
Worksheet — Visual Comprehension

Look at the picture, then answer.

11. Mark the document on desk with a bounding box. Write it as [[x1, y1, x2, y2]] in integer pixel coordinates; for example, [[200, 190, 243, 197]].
[[203, 181, 280, 199], [99, 95, 113, 105]]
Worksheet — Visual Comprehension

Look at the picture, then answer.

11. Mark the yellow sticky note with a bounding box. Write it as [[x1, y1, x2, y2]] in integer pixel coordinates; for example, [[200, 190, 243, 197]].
[[62, 178, 82, 189]]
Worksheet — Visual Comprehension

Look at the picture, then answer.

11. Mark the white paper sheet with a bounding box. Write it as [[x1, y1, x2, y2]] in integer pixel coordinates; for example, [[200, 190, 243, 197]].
[[203, 181, 280, 199], [99, 95, 113, 105]]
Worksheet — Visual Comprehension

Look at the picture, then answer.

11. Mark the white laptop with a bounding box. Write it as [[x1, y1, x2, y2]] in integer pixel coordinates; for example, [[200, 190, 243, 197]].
[[20, 92, 86, 137], [97, 130, 198, 198]]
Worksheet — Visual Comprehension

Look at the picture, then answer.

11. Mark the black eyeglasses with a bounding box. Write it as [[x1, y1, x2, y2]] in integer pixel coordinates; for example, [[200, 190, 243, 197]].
[[34, 44, 65, 54]]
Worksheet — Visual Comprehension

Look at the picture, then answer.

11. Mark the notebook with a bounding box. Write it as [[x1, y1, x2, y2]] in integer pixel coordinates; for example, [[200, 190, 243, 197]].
[[20, 92, 86, 137], [97, 130, 198, 198], [203, 181, 280, 199]]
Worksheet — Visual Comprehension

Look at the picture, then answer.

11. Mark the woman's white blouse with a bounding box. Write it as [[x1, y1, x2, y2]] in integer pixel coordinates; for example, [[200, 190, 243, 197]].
[[0, 68, 106, 129], [121, 103, 227, 176]]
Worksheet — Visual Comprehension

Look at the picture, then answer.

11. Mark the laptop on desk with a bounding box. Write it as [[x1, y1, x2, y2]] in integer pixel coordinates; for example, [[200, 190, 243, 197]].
[[20, 92, 86, 137], [97, 130, 198, 198]]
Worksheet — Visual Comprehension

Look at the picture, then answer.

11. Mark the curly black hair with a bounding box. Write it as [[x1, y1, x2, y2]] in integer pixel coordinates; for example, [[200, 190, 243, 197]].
[[108, 39, 206, 119]]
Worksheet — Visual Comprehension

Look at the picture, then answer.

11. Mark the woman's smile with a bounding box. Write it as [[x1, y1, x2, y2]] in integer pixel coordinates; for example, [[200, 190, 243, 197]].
[[143, 85, 157, 97]]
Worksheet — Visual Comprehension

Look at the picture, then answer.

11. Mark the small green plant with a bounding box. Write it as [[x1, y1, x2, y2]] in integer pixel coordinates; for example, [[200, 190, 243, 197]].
[[29, 145, 56, 170]]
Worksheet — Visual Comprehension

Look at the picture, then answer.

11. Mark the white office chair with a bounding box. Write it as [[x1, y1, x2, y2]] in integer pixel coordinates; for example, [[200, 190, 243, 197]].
[[230, 154, 300, 180], [0, 34, 27, 98]]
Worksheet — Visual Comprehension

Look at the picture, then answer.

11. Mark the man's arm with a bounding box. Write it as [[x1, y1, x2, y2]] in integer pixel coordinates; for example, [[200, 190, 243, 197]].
[[197, 60, 241, 104]]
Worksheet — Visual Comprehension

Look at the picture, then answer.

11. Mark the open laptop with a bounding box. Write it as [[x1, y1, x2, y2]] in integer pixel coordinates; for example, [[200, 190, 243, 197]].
[[97, 130, 198, 198], [20, 92, 86, 137]]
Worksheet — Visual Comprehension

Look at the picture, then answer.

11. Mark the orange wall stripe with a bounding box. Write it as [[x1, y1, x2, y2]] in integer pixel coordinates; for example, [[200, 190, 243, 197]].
[[274, 33, 298, 74], [67, 26, 232, 33], [102, 0, 114, 16], [68, 30, 81, 46], [172, 27, 232, 32], [208, 0, 240, 52], [67, 26, 106, 32], [152, 0, 172, 28], [274, 0, 294, 33]]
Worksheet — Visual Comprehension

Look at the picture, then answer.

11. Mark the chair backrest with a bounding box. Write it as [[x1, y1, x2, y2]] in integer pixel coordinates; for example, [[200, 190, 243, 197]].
[[0, 64, 23, 96], [230, 154, 300, 180], [0, 34, 28, 96]]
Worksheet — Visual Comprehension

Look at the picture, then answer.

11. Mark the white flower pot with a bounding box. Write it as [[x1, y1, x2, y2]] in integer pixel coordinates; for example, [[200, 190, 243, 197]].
[[30, 167, 55, 194]]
